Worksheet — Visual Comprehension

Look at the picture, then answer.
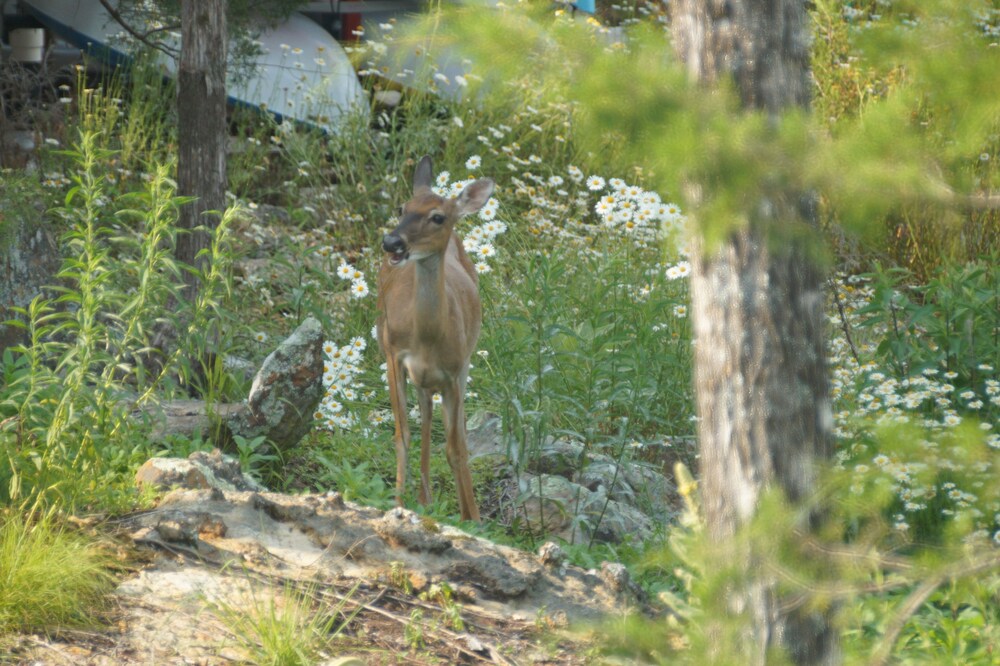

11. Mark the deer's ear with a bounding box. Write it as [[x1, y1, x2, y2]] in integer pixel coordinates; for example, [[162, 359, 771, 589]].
[[456, 179, 495, 217], [413, 156, 434, 191]]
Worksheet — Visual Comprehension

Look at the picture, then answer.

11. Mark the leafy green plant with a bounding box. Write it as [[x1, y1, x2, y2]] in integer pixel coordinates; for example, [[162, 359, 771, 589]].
[[232, 434, 281, 482], [388, 561, 414, 595], [403, 609, 425, 650], [852, 261, 999, 404], [0, 119, 241, 511], [312, 455, 395, 508], [420, 582, 464, 632], [160, 432, 215, 458]]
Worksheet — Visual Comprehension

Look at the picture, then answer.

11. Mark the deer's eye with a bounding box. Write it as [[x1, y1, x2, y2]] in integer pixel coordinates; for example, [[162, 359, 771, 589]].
[[430, 213, 446, 225]]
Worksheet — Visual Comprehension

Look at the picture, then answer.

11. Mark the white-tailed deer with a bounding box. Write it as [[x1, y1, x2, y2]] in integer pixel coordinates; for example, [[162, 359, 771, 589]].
[[376, 156, 494, 522]]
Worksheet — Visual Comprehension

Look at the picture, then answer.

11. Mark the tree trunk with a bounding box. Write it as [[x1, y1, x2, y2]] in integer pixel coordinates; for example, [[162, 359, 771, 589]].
[[175, 0, 228, 300], [671, 0, 838, 663], [0, 210, 59, 355]]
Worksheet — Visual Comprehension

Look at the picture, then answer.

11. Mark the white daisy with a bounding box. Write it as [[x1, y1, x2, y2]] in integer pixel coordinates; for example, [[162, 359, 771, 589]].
[[351, 279, 370, 299]]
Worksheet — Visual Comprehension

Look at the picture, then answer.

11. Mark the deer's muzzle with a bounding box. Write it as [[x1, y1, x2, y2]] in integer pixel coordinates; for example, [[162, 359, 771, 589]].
[[382, 233, 409, 265]]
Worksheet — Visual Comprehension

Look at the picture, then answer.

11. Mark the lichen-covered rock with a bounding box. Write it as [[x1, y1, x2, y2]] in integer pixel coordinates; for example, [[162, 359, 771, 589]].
[[468, 416, 679, 546], [225, 316, 323, 451], [445, 553, 538, 599], [526, 438, 585, 478], [537, 541, 567, 568], [466, 412, 504, 460], [517, 474, 600, 540]]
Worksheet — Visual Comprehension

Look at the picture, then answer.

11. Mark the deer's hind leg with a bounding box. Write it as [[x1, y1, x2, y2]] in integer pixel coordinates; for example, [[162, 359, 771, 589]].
[[441, 378, 480, 522]]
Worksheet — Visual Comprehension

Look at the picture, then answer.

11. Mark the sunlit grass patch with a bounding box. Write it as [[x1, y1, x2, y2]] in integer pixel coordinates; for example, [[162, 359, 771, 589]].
[[212, 579, 360, 666], [0, 512, 114, 636]]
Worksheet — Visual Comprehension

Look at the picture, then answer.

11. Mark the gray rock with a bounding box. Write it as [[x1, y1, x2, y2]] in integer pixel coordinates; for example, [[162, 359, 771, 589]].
[[517, 474, 600, 541], [465, 417, 678, 545], [537, 541, 566, 568], [135, 450, 264, 493], [525, 437, 585, 478], [225, 316, 324, 451], [578, 454, 635, 501], [466, 412, 504, 460], [374, 507, 452, 554], [445, 553, 538, 600], [621, 460, 677, 519], [587, 487, 653, 544], [318, 659, 365, 666], [516, 473, 653, 546]]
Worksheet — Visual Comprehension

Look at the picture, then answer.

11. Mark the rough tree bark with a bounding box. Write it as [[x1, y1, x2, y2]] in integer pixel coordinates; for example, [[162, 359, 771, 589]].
[[671, 0, 838, 663], [175, 0, 228, 300]]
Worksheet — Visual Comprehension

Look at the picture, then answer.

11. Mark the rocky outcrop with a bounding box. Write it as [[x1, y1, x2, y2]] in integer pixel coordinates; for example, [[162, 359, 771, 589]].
[[135, 449, 265, 493], [112, 451, 648, 665], [468, 418, 679, 546]]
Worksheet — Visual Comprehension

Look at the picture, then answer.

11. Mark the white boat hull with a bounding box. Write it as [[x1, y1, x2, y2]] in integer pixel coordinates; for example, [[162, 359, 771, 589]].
[[22, 0, 369, 133]]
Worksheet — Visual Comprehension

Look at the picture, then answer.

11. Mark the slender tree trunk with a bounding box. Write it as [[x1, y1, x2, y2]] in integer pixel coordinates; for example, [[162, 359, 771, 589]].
[[175, 0, 228, 300], [671, 0, 838, 663]]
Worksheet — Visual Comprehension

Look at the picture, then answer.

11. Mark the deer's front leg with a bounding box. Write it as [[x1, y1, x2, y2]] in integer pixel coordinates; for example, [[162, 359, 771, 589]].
[[416, 386, 434, 506], [386, 357, 411, 506]]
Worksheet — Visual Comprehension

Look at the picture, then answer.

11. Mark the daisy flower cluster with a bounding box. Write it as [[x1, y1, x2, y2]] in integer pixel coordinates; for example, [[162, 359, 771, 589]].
[[316, 336, 372, 430], [828, 273, 999, 543], [334, 258, 371, 299], [586, 175, 685, 245]]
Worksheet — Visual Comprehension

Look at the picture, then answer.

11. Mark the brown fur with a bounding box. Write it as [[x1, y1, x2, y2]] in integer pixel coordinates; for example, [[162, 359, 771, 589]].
[[376, 158, 494, 522]]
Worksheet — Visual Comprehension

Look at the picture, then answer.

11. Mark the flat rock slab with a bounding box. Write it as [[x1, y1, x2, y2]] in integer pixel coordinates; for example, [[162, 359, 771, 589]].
[[10, 489, 646, 664], [121, 490, 641, 625]]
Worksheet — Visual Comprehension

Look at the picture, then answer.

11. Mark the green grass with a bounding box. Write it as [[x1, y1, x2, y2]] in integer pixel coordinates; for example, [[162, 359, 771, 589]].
[[0, 512, 114, 636], [212, 580, 360, 666]]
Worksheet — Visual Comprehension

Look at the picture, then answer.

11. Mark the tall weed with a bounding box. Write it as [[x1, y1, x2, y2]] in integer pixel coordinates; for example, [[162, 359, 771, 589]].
[[0, 124, 238, 510]]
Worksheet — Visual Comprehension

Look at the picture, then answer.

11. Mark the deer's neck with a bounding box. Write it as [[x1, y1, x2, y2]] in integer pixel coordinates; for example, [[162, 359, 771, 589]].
[[413, 250, 447, 344]]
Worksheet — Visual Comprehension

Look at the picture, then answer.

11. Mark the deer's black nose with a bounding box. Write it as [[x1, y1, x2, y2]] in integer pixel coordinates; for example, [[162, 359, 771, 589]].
[[382, 233, 406, 254]]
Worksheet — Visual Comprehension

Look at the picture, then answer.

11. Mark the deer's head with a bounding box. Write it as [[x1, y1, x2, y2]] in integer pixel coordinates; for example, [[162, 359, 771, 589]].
[[382, 156, 494, 266]]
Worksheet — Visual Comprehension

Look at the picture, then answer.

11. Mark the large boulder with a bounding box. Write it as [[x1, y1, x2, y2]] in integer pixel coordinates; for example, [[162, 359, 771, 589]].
[[135, 449, 264, 493], [133, 317, 325, 456]]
